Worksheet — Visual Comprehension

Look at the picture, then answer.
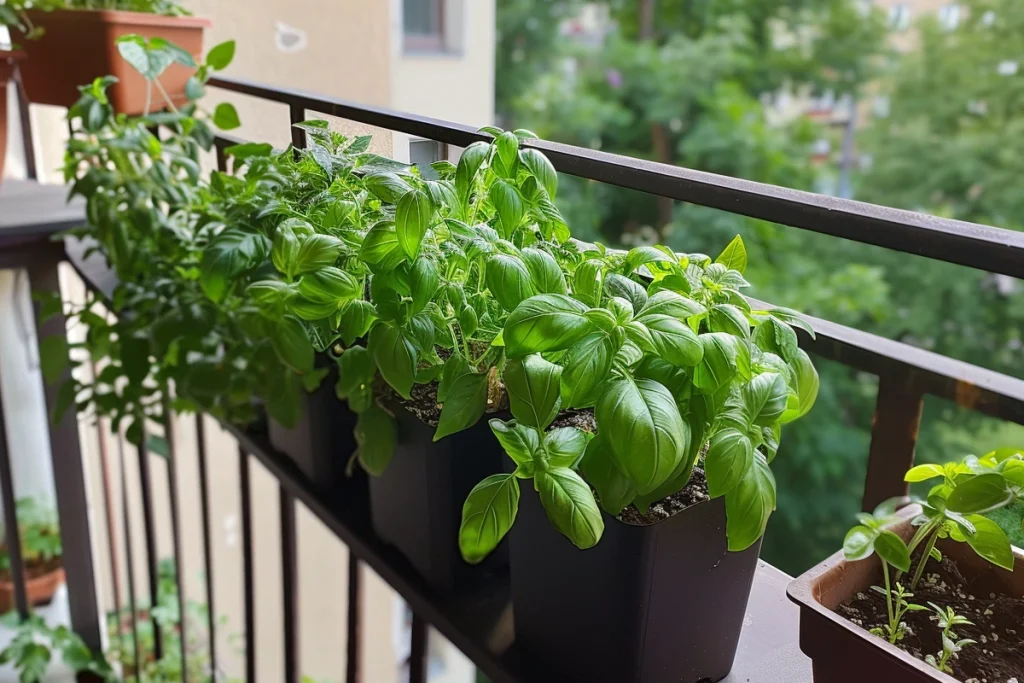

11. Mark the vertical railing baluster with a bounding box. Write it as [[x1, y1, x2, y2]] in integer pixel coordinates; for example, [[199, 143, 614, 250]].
[[0, 370, 30, 620], [239, 446, 256, 683], [13, 65, 37, 181], [162, 401, 188, 680], [28, 248, 103, 651], [215, 140, 228, 174], [93, 414, 124, 630], [345, 555, 362, 683], [408, 615, 428, 683], [280, 487, 299, 683], [135, 435, 163, 661], [862, 375, 925, 512], [290, 104, 307, 154], [195, 416, 217, 678], [118, 437, 142, 677]]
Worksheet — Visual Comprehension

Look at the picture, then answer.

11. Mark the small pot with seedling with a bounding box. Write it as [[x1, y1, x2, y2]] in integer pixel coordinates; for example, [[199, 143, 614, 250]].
[[788, 450, 1024, 682], [0, 498, 64, 612], [1, 0, 215, 113]]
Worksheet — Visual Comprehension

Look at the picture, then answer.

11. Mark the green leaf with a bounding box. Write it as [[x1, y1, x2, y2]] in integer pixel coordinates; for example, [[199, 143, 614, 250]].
[[272, 223, 301, 278], [635, 314, 703, 367], [52, 380, 77, 425], [946, 473, 1014, 514], [494, 130, 520, 177], [490, 419, 541, 471], [201, 229, 270, 302], [625, 245, 674, 271], [295, 234, 344, 275], [298, 267, 359, 304], [580, 432, 636, 516], [489, 180, 525, 239], [39, 335, 69, 384], [368, 322, 417, 399], [504, 294, 593, 357], [709, 304, 749, 338], [212, 102, 241, 131], [521, 247, 567, 295], [408, 258, 440, 315], [595, 377, 688, 495], [364, 173, 413, 204], [964, 514, 1014, 571], [779, 348, 818, 423], [724, 453, 776, 551], [395, 190, 434, 261], [459, 474, 520, 564], [356, 402, 397, 476], [705, 428, 754, 497], [454, 141, 489, 206], [360, 221, 405, 272], [434, 371, 489, 441], [874, 529, 912, 572], [486, 254, 536, 312], [537, 468, 604, 549], [843, 525, 878, 561], [268, 315, 314, 373], [638, 290, 706, 320], [206, 40, 236, 70], [715, 235, 747, 274], [693, 333, 740, 394], [768, 307, 816, 339], [573, 259, 605, 308], [542, 427, 588, 468], [339, 301, 376, 346], [604, 274, 648, 312], [560, 332, 617, 407], [503, 355, 562, 430], [904, 463, 945, 483], [225, 141, 272, 161], [742, 372, 789, 427], [438, 353, 472, 403], [520, 148, 557, 198]]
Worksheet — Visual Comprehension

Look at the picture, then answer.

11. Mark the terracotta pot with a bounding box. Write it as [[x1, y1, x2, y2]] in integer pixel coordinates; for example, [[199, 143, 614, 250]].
[[0, 566, 65, 613], [0, 51, 24, 182], [19, 9, 210, 113], [787, 514, 1024, 682]]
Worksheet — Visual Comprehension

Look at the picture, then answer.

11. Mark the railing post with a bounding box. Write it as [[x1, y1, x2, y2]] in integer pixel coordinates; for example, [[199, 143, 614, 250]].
[[862, 375, 925, 512], [0, 367, 30, 620], [14, 65, 37, 181], [27, 246, 103, 655]]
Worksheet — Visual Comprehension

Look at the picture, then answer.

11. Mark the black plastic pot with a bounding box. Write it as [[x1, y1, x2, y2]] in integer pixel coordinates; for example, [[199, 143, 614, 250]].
[[268, 361, 359, 492], [510, 483, 762, 683], [369, 401, 508, 591]]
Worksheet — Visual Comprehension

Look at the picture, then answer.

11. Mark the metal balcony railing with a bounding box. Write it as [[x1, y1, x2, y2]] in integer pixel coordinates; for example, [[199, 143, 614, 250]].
[[0, 71, 1021, 683]]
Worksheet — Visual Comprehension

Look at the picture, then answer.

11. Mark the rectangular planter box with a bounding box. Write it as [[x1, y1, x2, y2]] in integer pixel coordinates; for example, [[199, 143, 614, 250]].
[[268, 365, 362, 495], [20, 9, 210, 112], [787, 515, 1024, 682], [369, 402, 508, 592], [510, 484, 762, 683]]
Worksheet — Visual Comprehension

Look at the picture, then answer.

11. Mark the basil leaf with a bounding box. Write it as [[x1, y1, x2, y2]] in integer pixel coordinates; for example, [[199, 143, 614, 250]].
[[521, 247, 567, 295], [200, 229, 270, 302], [360, 221, 405, 272], [560, 332, 617, 408], [503, 355, 562, 430], [946, 473, 1014, 514], [964, 514, 1014, 570], [298, 267, 359, 304], [742, 372, 789, 427], [693, 333, 740, 394], [639, 290, 706, 320], [490, 419, 541, 473], [873, 529, 912, 572], [356, 401, 397, 477], [715, 235, 747, 274], [543, 427, 588, 468], [434, 370, 489, 441], [843, 525, 877, 561], [487, 254, 536, 312], [779, 348, 819, 424], [724, 452, 776, 551], [573, 260, 604, 307], [489, 180, 525, 239], [768, 307, 815, 339], [336, 346, 376, 410], [580, 432, 636, 516], [269, 315, 314, 373], [504, 294, 593, 358], [438, 353, 472, 403], [459, 474, 520, 564], [364, 172, 412, 204], [520, 148, 557, 198], [271, 223, 300, 278], [537, 467, 604, 549], [409, 257, 440, 314], [294, 234, 344, 275], [705, 428, 754, 498], [625, 245, 674, 271], [635, 314, 703, 367], [454, 141, 489, 207], [368, 321, 417, 399], [396, 189, 434, 261], [494, 131, 520, 178], [709, 304, 750, 338], [904, 463, 945, 483], [595, 377, 688, 495], [604, 273, 648, 312]]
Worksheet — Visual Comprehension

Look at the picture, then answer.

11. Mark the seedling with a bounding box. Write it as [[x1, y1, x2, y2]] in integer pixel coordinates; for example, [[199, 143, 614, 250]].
[[924, 603, 976, 674]]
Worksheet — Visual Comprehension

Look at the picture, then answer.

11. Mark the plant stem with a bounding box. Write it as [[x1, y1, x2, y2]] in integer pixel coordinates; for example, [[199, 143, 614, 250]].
[[882, 562, 897, 644], [153, 79, 180, 114], [910, 529, 939, 590]]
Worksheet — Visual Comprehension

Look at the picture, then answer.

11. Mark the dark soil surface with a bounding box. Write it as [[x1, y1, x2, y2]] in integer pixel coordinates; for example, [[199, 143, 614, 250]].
[[837, 554, 1024, 682], [617, 467, 710, 526], [0, 555, 63, 582], [550, 409, 596, 432]]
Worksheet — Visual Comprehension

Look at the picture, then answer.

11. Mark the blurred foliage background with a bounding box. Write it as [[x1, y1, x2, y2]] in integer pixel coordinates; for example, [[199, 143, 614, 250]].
[[495, 0, 1024, 573]]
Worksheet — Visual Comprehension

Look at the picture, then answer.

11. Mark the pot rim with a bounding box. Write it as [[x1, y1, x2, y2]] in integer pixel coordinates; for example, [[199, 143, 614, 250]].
[[0, 565, 65, 590], [786, 506, 1024, 682], [23, 8, 212, 29]]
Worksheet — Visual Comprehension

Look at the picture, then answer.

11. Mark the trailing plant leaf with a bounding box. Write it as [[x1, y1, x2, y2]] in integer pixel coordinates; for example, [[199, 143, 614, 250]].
[[459, 474, 520, 564]]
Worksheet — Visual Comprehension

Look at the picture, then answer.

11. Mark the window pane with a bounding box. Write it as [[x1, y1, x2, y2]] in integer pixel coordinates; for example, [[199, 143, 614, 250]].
[[404, 0, 440, 36]]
